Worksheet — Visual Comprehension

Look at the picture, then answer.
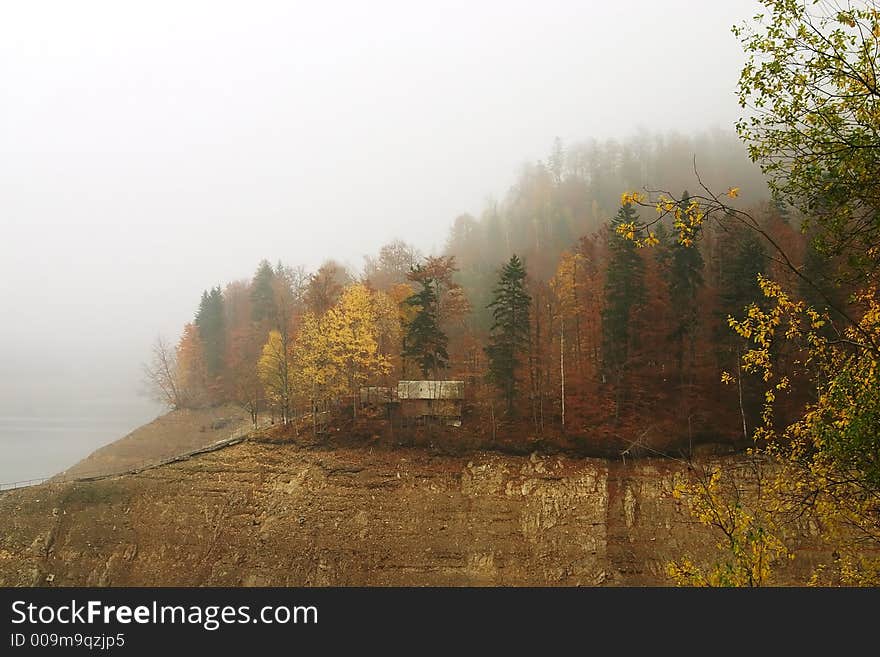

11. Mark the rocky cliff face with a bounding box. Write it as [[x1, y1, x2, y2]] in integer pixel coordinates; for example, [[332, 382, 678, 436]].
[[0, 441, 818, 586]]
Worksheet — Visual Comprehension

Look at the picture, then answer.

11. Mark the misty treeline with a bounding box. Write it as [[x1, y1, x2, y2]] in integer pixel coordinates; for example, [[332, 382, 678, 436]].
[[139, 0, 880, 584], [145, 128, 802, 452]]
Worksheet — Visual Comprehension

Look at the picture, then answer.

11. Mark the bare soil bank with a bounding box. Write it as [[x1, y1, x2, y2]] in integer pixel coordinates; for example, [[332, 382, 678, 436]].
[[53, 405, 252, 481], [0, 436, 825, 586]]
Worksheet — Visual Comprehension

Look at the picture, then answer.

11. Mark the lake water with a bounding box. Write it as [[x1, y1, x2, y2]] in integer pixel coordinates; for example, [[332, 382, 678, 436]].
[[0, 397, 163, 485]]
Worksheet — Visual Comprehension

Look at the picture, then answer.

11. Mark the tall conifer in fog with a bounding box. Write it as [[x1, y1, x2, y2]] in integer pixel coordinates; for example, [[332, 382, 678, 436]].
[[602, 202, 645, 419], [485, 255, 531, 413], [402, 271, 449, 378]]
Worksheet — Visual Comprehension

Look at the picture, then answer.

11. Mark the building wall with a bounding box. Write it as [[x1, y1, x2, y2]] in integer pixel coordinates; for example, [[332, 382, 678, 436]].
[[400, 399, 462, 418]]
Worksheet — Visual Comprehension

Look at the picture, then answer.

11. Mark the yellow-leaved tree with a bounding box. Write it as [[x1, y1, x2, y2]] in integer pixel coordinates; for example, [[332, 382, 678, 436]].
[[613, 0, 880, 585], [291, 311, 340, 434], [257, 329, 294, 425], [388, 282, 418, 327], [323, 284, 392, 417], [372, 289, 403, 382]]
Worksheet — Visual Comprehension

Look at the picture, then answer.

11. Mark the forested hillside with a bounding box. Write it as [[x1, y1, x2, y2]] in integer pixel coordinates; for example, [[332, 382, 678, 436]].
[[143, 129, 793, 455], [142, 0, 880, 585]]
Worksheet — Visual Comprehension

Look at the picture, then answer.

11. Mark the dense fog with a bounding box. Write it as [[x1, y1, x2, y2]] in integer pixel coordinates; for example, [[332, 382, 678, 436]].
[[0, 0, 760, 479]]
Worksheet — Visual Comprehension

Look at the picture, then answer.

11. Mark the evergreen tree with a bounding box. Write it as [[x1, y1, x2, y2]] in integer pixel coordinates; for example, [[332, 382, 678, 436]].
[[800, 235, 848, 331], [195, 286, 225, 379], [485, 255, 531, 413], [715, 227, 768, 441], [602, 203, 645, 380], [718, 228, 767, 321], [668, 192, 705, 371], [250, 259, 276, 324], [771, 191, 791, 223], [402, 274, 449, 378]]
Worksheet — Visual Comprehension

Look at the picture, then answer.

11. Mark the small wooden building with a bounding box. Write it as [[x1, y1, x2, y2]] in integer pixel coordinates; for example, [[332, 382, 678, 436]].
[[359, 386, 393, 405], [397, 380, 464, 426]]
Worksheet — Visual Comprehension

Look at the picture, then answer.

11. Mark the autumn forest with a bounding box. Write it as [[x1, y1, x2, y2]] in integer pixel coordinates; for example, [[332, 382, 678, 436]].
[[144, 131, 771, 454], [138, 0, 880, 585], [4, 0, 880, 594]]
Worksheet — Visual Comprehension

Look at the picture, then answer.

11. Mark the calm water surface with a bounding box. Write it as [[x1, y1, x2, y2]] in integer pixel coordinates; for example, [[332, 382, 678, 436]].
[[0, 396, 162, 485]]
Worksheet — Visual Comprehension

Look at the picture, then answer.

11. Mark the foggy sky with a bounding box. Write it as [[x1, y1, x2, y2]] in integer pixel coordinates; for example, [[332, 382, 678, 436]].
[[0, 0, 760, 410]]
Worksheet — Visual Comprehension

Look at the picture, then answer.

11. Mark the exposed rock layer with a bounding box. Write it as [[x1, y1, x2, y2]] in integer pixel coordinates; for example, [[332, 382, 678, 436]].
[[0, 441, 819, 586]]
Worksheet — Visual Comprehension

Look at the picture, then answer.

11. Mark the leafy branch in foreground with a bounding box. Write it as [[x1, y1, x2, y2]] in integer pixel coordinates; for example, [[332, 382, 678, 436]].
[[667, 457, 791, 587], [618, 184, 876, 354], [669, 277, 880, 585], [733, 0, 880, 286]]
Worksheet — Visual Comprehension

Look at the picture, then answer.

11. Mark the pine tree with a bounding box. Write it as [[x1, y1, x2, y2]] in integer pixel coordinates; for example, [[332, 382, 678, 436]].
[[718, 229, 766, 321], [485, 255, 531, 413], [250, 259, 276, 324], [667, 192, 705, 374], [602, 203, 645, 380], [715, 227, 768, 442], [195, 286, 225, 381], [801, 234, 847, 331], [601, 202, 646, 421], [402, 274, 449, 378]]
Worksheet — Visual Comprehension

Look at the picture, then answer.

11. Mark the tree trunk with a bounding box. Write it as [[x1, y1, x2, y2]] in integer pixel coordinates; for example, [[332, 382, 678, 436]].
[[560, 318, 565, 428], [736, 351, 748, 443]]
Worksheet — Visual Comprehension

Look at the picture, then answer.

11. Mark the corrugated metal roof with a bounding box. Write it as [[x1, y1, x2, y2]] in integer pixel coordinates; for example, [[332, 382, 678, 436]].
[[397, 380, 464, 400]]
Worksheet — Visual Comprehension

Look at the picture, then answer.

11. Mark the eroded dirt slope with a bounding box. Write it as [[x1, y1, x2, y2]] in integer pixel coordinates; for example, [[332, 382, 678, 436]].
[[54, 405, 251, 481], [0, 441, 820, 586]]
